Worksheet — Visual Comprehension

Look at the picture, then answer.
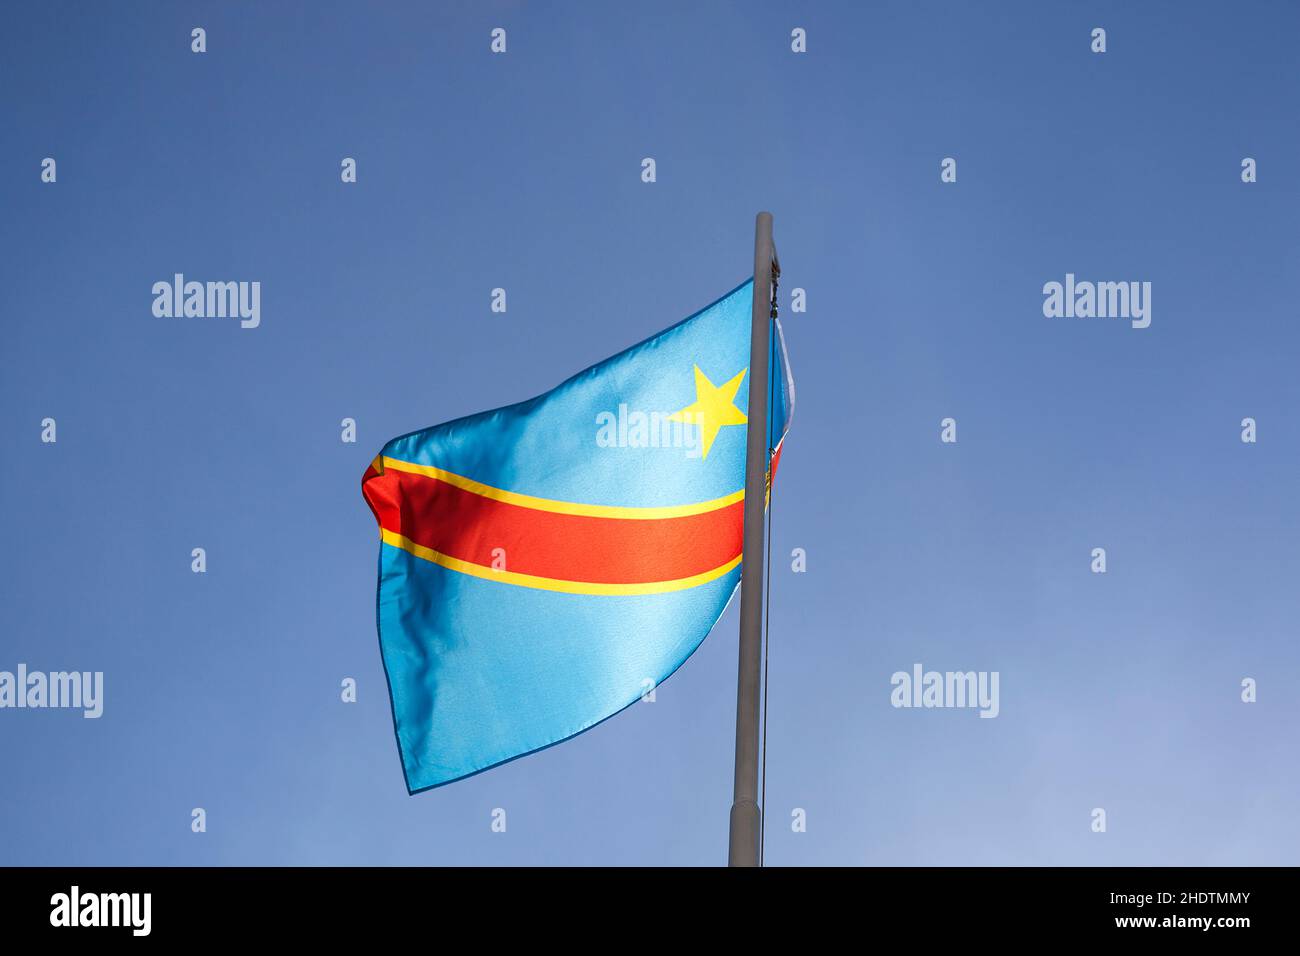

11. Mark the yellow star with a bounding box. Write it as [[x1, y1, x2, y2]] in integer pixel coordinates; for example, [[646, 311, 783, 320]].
[[668, 365, 748, 460]]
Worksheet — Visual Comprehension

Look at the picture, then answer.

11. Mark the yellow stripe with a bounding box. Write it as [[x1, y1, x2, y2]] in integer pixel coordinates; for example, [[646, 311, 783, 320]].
[[380, 529, 741, 595], [379, 456, 744, 519]]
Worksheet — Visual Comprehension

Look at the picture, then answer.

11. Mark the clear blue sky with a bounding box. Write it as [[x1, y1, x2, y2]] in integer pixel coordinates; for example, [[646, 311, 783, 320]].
[[2, 0, 1298, 865]]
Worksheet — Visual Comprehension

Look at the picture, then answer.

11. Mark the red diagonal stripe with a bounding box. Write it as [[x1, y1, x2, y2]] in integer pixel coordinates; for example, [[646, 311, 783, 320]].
[[363, 465, 745, 585]]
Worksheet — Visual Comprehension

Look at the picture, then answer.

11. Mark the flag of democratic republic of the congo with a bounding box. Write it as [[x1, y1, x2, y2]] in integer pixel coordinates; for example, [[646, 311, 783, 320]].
[[361, 279, 794, 792]]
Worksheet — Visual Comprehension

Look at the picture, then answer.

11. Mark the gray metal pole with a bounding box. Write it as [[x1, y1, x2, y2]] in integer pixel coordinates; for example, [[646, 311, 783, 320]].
[[728, 212, 774, 867]]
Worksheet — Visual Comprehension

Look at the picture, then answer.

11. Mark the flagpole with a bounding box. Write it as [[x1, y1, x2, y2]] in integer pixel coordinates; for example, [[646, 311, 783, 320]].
[[728, 211, 775, 867]]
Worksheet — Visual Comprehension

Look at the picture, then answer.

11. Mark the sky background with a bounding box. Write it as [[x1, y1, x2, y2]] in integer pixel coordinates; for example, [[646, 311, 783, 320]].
[[2, 0, 1298, 866]]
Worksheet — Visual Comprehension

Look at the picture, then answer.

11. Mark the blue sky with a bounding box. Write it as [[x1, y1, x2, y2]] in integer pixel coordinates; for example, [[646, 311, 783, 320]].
[[2, 0, 1298, 865]]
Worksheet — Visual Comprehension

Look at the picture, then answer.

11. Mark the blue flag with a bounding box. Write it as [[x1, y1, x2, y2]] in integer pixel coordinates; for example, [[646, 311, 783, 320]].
[[362, 280, 794, 791]]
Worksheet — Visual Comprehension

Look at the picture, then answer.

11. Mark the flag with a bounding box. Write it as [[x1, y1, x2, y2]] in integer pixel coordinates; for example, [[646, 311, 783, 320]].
[[362, 279, 794, 792]]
